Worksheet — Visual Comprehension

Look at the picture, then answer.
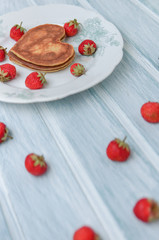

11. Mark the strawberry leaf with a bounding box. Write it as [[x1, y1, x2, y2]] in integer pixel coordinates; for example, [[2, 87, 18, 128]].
[[31, 154, 46, 167], [68, 19, 79, 29], [72, 64, 85, 76], [37, 72, 47, 84]]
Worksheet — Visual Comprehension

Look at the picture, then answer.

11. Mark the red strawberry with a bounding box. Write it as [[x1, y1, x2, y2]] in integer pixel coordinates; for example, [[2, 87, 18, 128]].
[[0, 46, 7, 62], [10, 22, 26, 41], [0, 122, 12, 143], [78, 40, 97, 56], [0, 64, 16, 82], [70, 63, 85, 77], [64, 19, 79, 37], [25, 72, 47, 90], [25, 153, 47, 176], [133, 198, 159, 222], [73, 226, 99, 240], [106, 137, 130, 162], [141, 102, 159, 123]]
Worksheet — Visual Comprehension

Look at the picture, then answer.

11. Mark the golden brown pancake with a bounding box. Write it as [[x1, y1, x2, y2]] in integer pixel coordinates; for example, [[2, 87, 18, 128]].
[[8, 24, 75, 68], [9, 52, 75, 72]]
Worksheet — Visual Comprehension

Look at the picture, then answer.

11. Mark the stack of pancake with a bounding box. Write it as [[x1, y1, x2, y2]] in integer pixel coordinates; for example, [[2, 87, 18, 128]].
[[8, 24, 75, 72]]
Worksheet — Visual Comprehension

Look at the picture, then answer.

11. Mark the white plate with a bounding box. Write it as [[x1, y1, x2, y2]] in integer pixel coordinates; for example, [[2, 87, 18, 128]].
[[0, 4, 123, 103]]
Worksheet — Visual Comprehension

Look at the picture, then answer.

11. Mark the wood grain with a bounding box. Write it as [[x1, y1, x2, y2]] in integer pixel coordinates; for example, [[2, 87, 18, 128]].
[[137, 0, 159, 16], [0, 204, 12, 240]]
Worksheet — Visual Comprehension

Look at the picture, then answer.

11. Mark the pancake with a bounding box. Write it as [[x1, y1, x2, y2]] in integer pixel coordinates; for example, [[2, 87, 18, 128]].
[[8, 24, 75, 68], [9, 52, 75, 72]]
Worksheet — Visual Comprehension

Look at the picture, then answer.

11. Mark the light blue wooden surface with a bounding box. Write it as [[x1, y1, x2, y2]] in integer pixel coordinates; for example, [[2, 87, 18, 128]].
[[0, 204, 12, 240], [1, 0, 159, 240], [138, 0, 159, 16]]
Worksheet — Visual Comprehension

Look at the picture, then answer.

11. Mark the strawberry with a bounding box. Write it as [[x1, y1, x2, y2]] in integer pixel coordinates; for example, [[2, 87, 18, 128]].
[[0, 122, 12, 143], [70, 63, 85, 77], [133, 198, 159, 222], [73, 226, 99, 240], [0, 46, 7, 62], [106, 137, 130, 162], [0, 64, 16, 82], [64, 19, 79, 37], [141, 102, 159, 123], [25, 72, 47, 90], [25, 153, 47, 176], [78, 40, 97, 56], [10, 22, 26, 41]]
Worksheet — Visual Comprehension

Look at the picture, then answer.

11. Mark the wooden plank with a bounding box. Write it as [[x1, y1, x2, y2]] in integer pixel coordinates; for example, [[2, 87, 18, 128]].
[[137, 0, 159, 16], [0, 103, 107, 240]]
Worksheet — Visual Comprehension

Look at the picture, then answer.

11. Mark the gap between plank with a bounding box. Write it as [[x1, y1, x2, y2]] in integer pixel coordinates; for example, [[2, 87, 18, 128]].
[[129, 0, 159, 23], [124, 41, 159, 84], [27, 0, 37, 6], [78, 0, 159, 24]]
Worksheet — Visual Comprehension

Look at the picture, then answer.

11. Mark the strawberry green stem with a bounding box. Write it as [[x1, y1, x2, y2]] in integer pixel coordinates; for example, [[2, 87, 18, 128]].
[[4, 48, 7, 55], [31, 154, 46, 167], [37, 72, 47, 84], [150, 201, 159, 221], [39, 155, 44, 161], [7, 135, 13, 139], [95, 234, 100, 240], [123, 136, 127, 142]]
